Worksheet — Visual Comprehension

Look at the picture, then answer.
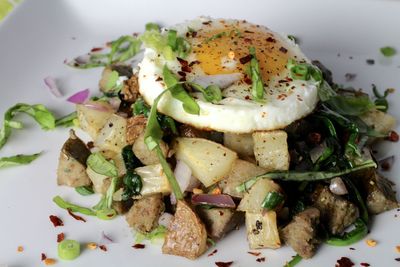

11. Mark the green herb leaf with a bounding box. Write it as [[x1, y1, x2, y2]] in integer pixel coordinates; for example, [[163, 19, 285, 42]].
[[189, 83, 222, 102], [132, 98, 151, 117], [236, 160, 376, 192], [134, 225, 167, 244], [53, 196, 96, 216], [0, 153, 41, 169], [284, 254, 302, 267], [145, 22, 160, 32], [75, 186, 94, 196], [162, 65, 200, 115], [121, 145, 142, 170], [261, 191, 284, 210], [249, 47, 265, 101], [87, 153, 119, 177], [326, 95, 375, 116], [372, 84, 390, 112], [122, 170, 142, 200], [0, 103, 56, 150], [287, 35, 298, 44], [55, 112, 77, 128], [380, 46, 396, 57], [326, 218, 368, 246]]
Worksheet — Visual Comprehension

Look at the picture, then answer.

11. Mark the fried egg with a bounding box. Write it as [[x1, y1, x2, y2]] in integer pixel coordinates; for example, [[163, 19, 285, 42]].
[[138, 17, 318, 133]]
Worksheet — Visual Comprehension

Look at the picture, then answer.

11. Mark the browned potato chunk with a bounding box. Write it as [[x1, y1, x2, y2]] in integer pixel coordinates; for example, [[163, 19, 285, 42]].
[[162, 200, 208, 259]]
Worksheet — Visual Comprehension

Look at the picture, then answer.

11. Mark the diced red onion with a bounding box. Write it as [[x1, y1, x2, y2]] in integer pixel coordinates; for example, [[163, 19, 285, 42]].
[[158, 212, 174, 228], [44, 76, 63, 97], [82, 102, 113, 112], [329, 177, 348, 195], [174, 160, 200, 192], [99, 231, 114, 245], [67, 88, 90, 104], [192, 73, 242, 89], [192, 194, 236, 208]]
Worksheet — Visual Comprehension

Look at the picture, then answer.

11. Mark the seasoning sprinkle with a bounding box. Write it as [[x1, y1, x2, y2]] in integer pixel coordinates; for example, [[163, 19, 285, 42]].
[[248, 251, 261, 257], [396, 245, 400, 253], [208, 249, 218, 257], [215, 261, 233, 267], [57, 233, 65, 243], [17, 246, 24, 252], [49, 215, 64, 227], [41, 253, 47, 261], [360, 263, 370, 267], [365, 239, 377, 247], [86, 242, 97, 250], [44, 258, 57, 266], [336, 257, 354, 267], [256, 257, 266, 262], [132, 244, 145, 249], [99, 245, 107, 252]]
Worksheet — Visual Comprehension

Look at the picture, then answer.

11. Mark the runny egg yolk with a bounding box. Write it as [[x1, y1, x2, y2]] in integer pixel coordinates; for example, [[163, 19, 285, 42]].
[[191, 23, 296, 83]]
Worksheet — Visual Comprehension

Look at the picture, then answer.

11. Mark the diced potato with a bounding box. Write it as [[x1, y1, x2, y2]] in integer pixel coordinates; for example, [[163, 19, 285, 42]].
[[245, 211, 281, 249], [218, 159, 266, 198], [174, 137, 237, 187], [133, 132, 168, 165], [238, 178, 281, 213], [360, 109, 396, 134], [76, 101, 114, 140], [223, 133, 254, 157], [95, 114, 127, 153], [135, 164, 171, 197], [252, 130, 289, 171], [86, 166, 110, 194]]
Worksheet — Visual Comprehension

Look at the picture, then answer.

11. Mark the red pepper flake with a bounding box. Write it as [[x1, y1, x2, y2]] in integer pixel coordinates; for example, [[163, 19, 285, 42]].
[[87, 141, 94, 149], [345, 73, 357, 82], [189, 60, 200, 67], [244, 95, 250, 100], [366, 59, 375, 65], [177, 57, 189, 66], [387, 130, 399, 142], [256, 257, 266, 263], [67, 209, 86, 222], [266, 37, 276, 43], [248, 251, 261, 257], [181, 65, 192, 73], [41, 253, 47, 261], [132, 244, 145, 249], [57, 233, 65, 243], [239, 54, 252, 64], [360, 263, 370, 267], [308, 132, 322, 144], [336, 257, 354, 267], [208, 249, 218, 257], [91, 47, 103, 52], [49, 215, 64, 227], [215, 261, 233, 267], [395, 258, 400, 261], [99, 245, 107, 252], [279, 47, 288, 54], [349, 247, 356, 250]]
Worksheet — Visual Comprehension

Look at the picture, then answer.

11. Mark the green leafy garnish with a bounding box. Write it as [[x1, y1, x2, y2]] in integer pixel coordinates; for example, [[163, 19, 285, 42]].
[[162, 65, 200, 115], [326, 218, 368, 246], [75, 186, 94, 196], [284, 254, 302, 267], [261, 191, 284, 210], [0, 103, 56, 150], [134, 225, 167, 244], [55, 112, 77, 128], [93, 176, 118, 211], [68, 35, 142, 69], [189, 83, 222, 102], [133, 98, 151, 117], [0, 153, 41, 169], [287, 35, 298, 44], [86, 153, 119, 177], [236, 160, 376, 192], [325, 95, 375, 116], [380, 46, 396, 57], [249, 47, 265, 101], [122, 170, 142, 200], [145, 22, 160, 32], [143, 88, 183, 200], [53, 196, 96, 216], [372, 84, 391, 112]]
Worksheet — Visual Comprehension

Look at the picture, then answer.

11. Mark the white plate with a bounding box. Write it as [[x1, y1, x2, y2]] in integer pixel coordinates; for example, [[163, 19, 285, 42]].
[[1, 0, 399, 266]]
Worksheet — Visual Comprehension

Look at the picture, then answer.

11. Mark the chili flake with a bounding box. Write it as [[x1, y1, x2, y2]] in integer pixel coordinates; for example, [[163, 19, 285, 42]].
[[336, 257, 354, 267], [132, 244, 145, 249], [67, 209, 86, 222], [215, 261, 233, 267], [360, 263, 370, 267], [208, 249, 218, 257], [49, 215, 64, 227], [248, 251, 261, 257], [99, 245, 107, 252], [387, 131, 399, 142], [41, 253, 47, 261], [256, 257, 266, 262], [57, 233, 65, 243]]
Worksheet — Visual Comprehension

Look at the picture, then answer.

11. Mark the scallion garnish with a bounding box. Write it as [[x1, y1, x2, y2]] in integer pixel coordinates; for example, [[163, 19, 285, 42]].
[[145, 22, 160, 32], [58, 239, 81, 260], [380, 46, 396, 57], [326, 218, 368, 246], [0, 153, 41, 169], [261, 191, 284, 210], [75, 186, 94, 196], [188, 83, 222, 103], [53, 196, 96, 216], [249, 47, 265, 101]]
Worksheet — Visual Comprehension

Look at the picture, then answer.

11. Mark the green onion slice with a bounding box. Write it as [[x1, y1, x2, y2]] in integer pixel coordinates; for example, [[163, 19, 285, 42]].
[[58, 239, 81, 260]]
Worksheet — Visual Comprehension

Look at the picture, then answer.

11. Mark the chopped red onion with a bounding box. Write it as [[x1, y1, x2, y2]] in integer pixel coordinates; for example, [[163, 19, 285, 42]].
[[82, 102, 113, 112], [158, 212, 174, 228], [44, 76, 63, 97], [174, 160, 200, 192], [192, 194, 236, 208], [67, 89, 90, 104], [329, 177, 348, 195], [99, 231, 114, 245]]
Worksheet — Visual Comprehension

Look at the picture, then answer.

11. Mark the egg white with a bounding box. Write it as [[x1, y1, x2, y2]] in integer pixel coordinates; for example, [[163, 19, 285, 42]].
[[138, 17, 319, 133]]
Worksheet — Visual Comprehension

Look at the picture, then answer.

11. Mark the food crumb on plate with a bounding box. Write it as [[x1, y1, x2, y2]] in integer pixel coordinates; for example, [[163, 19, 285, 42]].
[[86, 242, 97, 250], [365, 239, 377, 247], [17, 246, 23, 252], [396, 245, 400, 253], [207, 249, 218, 257], [57, 233, 65, 243], [44, 258, 56, 266]]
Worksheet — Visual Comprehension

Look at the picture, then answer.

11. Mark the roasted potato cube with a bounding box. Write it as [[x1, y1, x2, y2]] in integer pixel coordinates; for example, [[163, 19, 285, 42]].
[[174, 137, 237, 187], [252, 130, 289, 170], [76, 101, 114, 140], [238, 178, 281, 213], [162, 200, 208, 259], [360, 109, 396, 134], [95, 114, 127, 153], [245, 211, 281, 249], [218, 159, 266, 199], [223, 133, 254, 157]]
